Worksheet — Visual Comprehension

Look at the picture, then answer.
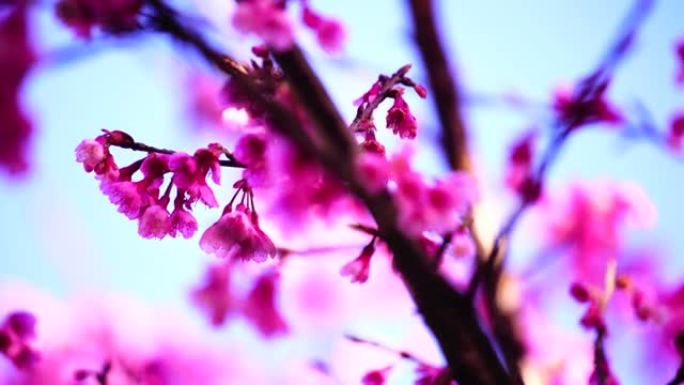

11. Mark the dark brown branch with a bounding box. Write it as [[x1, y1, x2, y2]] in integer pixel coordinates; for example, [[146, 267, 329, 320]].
[[110, 139, 246, 168], [142, 2, 513, 384], [408, 0, 469, 171]]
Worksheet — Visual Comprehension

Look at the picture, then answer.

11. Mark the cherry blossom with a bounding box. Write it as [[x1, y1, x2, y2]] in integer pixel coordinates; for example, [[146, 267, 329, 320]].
[[243, 270, 289, 338], [0, 311, 39, 370], [200, 203, 277, 262], [361, 366, 392, 385], [301, 4, 345, 54], [552, 82, 622, 130], [386, 90, 418, 139], [340, 241, 376, 284], [191, 264, 234, 327]]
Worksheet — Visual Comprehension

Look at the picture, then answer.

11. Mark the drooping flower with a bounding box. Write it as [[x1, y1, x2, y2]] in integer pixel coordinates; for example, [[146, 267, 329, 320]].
[[137, 204, 171, 239], [200, 204, 277, 262], [356, 152, 389, 194], [0, 311, 39, 370], [505, 131, 535, 195], [191, 264, 234, 327], [242, 270, 289, 338], [340, 242, 375, 284], [386, 91, 417, 139]]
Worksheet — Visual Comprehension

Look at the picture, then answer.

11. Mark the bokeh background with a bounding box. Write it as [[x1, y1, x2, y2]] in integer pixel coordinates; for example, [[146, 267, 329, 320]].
[[1, 0, 683, 384]]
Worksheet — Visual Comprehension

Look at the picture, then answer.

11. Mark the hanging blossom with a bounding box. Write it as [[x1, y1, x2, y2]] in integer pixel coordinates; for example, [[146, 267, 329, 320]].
[[0, 311, 40, 370], [191, 264, 234, 327], [414, 364, 453, 385], [242, 270, 289, 338], [0, 4, 35, 176], [386, 89, 418, 139], [232, 0, 294, 51], [300, 2, 345, 54], [75, 130, 228, 240], [388, 147, 478, 236], [200, 180, 277, 262], [340, 239, 376, 284], [55, 0, 142, 38], [552, 81, 622, 130]]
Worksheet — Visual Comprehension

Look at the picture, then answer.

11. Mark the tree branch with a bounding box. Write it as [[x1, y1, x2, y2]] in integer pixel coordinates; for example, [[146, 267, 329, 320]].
[[407, 0, 469, 171]]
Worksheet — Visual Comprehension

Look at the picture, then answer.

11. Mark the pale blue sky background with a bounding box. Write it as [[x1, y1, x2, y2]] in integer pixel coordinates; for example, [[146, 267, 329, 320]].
[[1, 0, 683, 383]]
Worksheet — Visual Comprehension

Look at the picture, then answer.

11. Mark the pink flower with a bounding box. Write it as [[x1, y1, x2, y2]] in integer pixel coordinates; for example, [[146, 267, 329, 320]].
[[191, 264, 233, 327], [101, 180, 144, 219], [361, 366, 392, 385], [0, 4, 34, 176], [0, 311, 39, 370], [386, 92, 417, 139], [170, 207, 198, 239], [340, 243, 375, 284], [414, 364, 451, 385], [200, 205, 277, 262], [232, 0, 294, 51], [301, 6, 345, 54], [235, 132, 270, 186], [138, 204, 171, 239], [243, 270, 289, 338], [75, 139, 107, 172]]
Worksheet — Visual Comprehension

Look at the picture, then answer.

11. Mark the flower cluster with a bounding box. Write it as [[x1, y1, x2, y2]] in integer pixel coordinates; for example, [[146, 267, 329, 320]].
[[76, 131, 228, 240], [0, 311, 39, 370], [0, 4, 34, 176], [389, 148, 478, 236], [354, 75, 426, 140], [55, 0, 142, 38]]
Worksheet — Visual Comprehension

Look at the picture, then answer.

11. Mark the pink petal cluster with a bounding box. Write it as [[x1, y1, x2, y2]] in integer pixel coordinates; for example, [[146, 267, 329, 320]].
[[386, 90, 418, 139], [0, 4, 35, 176], [76, 131, 225, 240], [55, 0, 142, 38], [301, 4, 345, 54], [232, 0, 294, 51], [544, 181, 656, 283], [242, 270, 289, 338], [234, 132, 271, 187], [389, 148, 478, 235], [340, 242, 376, 284], [200, 203, 277, 262], [0, 311, 40, 370], [552, 82, 622, 130]]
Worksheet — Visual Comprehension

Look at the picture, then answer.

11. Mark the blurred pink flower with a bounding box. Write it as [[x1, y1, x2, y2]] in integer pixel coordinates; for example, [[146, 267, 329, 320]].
[[232, 0, 294, 51], [243, 270, 289, 338]]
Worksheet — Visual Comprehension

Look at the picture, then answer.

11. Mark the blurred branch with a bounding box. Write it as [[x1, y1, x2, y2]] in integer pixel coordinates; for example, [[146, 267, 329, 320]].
[[408, 0, 469, 171]]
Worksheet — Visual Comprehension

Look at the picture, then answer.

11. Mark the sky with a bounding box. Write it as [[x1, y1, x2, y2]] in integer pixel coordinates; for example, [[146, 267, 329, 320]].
[[1, 0, 683, 384]]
